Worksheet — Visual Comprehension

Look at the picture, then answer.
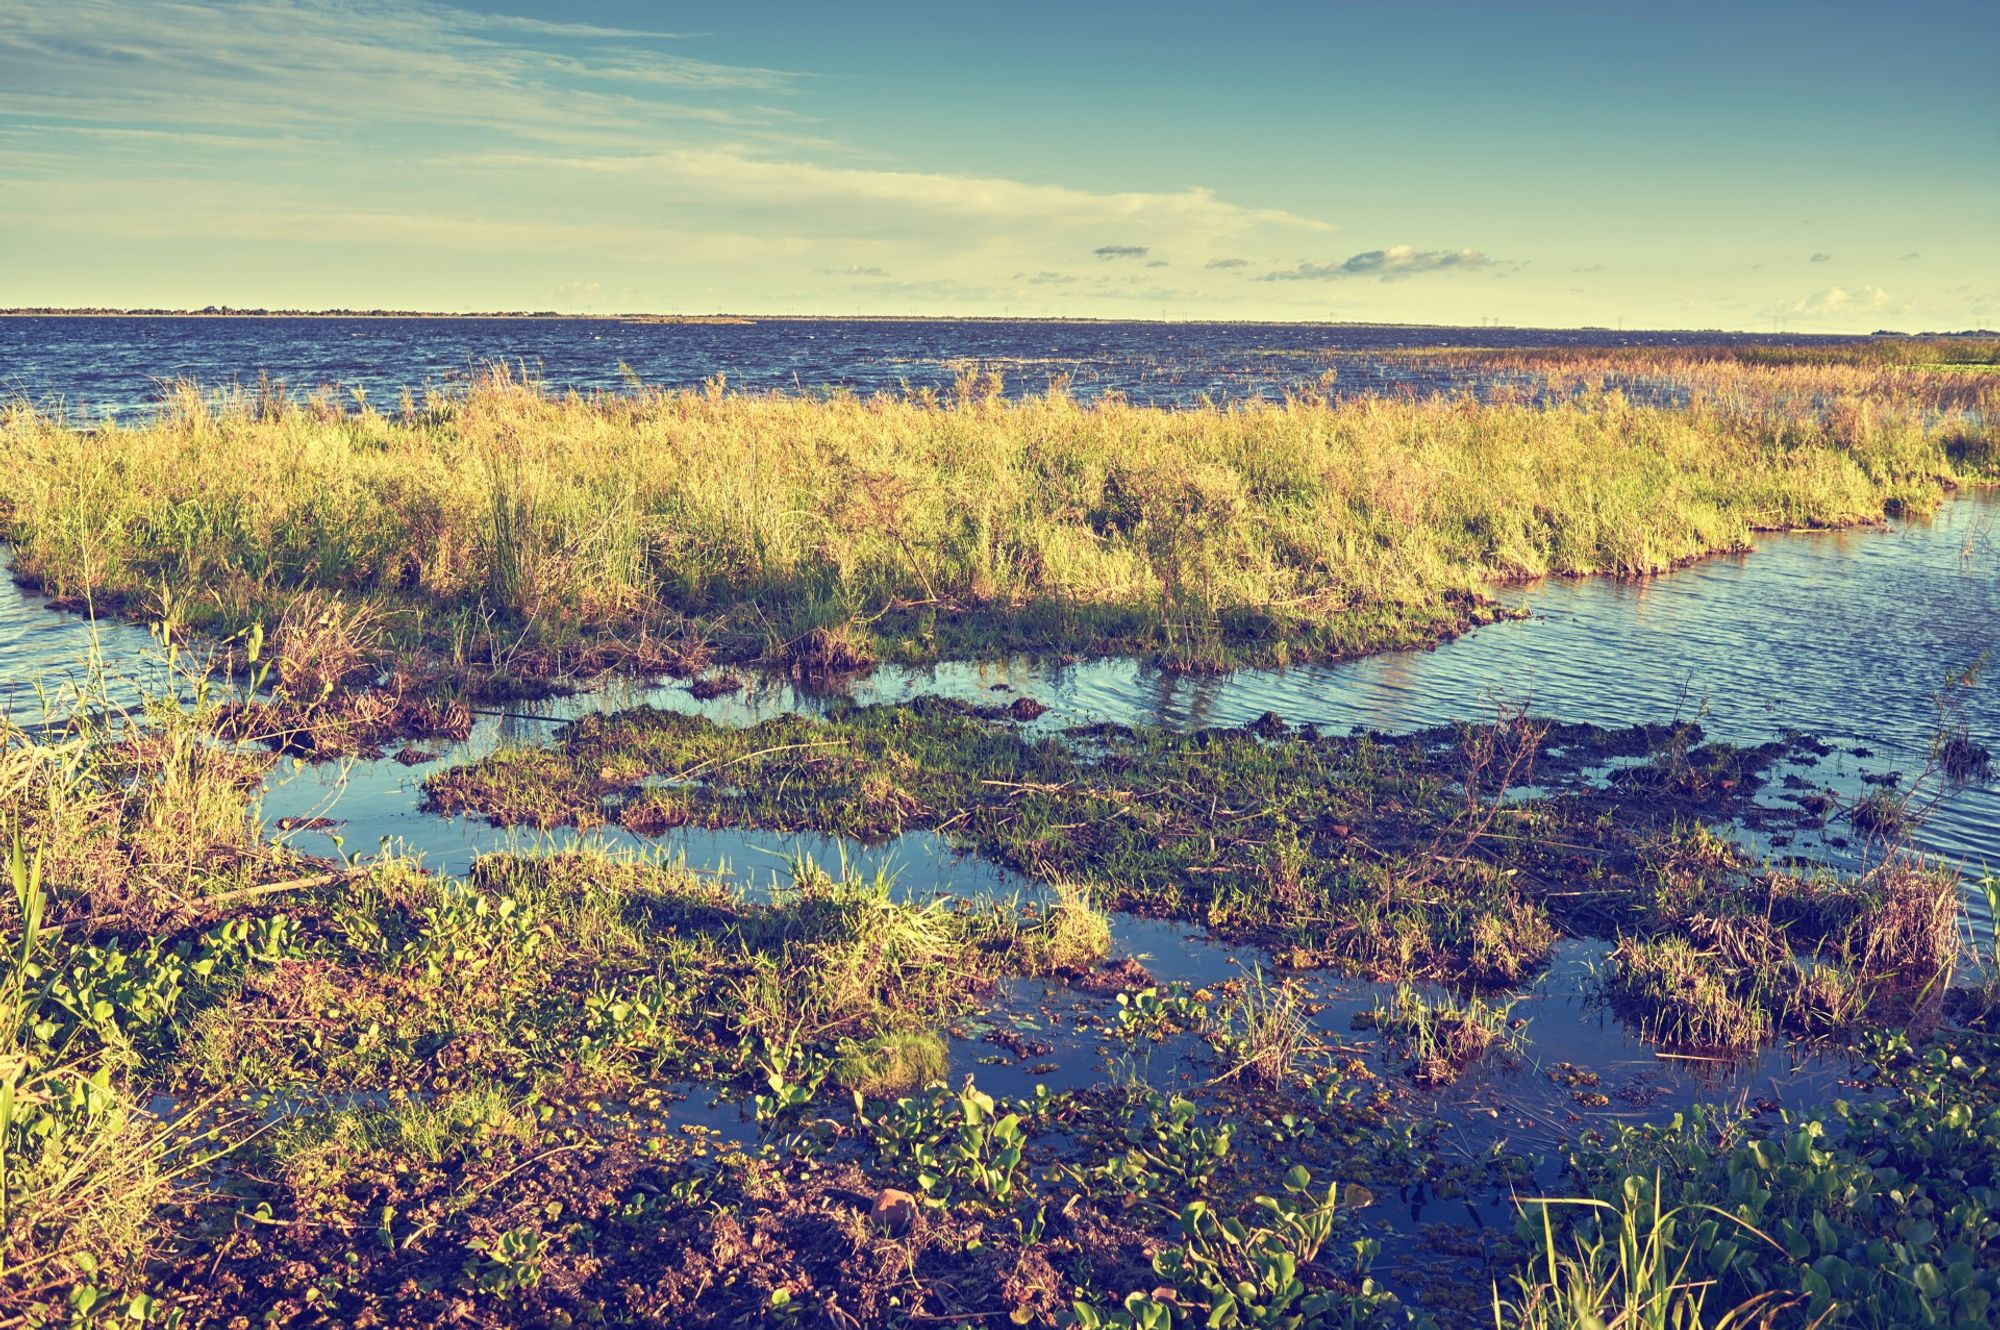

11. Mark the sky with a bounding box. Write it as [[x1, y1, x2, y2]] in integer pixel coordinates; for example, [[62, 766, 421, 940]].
[[1, 0, 1995, 329]]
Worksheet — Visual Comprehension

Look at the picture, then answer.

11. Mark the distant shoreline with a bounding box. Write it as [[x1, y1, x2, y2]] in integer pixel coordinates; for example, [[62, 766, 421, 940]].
[[4, 310, 1993, 338], [0, 310, 761, 324]]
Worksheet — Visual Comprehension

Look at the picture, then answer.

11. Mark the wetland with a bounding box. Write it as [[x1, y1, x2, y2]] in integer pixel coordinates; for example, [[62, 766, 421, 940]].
[[1, 332, 1997, 1329]]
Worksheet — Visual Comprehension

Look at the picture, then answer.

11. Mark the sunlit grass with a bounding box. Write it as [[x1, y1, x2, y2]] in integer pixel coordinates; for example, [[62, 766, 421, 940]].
[[3, 350, 1993, 682]]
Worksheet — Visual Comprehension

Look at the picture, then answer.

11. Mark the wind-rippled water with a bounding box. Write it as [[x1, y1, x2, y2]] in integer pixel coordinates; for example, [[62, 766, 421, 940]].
[[0, 315, 1862, 417]]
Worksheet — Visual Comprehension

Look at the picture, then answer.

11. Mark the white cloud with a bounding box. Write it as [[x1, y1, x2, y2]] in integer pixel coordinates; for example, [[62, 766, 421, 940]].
[[0, 0, 1343, 308], [460, 147, 1329, 235], [1788, 285, 1892, 317]]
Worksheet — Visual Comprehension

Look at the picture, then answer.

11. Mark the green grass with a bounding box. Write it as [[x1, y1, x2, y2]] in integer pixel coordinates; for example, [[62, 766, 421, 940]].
[[0, 648, 1986, 1325], [1607, 826, 1962, 1049], [1356, 984, 1523, 1085], [4, 349, 1994, 686], [4, 340, 1997, 1323], [1525, 1034, 2000, 1329], [424, 697, 1955, 1015]]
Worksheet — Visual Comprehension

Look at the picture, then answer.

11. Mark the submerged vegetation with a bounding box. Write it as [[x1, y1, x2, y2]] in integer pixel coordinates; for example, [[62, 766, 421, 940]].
[[3, 682, 1468, 1326], [1, 340, 1997, 1325]]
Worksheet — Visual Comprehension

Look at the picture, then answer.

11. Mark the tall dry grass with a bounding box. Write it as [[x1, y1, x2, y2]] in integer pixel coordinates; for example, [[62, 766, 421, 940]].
[[2, 352, 1993, 676]]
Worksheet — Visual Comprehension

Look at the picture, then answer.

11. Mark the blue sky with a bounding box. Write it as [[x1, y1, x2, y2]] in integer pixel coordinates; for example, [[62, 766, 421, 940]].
[[1, 0, 1994, 328]]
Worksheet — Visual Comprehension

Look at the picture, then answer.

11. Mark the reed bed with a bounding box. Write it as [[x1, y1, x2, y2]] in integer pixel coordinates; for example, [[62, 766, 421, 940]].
[[2, 348, 1994, 682]]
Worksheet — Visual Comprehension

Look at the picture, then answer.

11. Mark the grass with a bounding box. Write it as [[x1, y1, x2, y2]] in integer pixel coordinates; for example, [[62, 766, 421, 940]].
[[1357, 984, 1523, 1085], [424, 695, 1938, 1017], [1016, 879, 1114, 976], [1969, 869, 2000, 1023], [4, 339, 1997, 1324], [0, 670, 1119, 1314], [1205, 965, 1323, 1089], [1495, 1185, 1795, 1330], [1606, 824, 1963, 1049], [833, 1031, 949, 1098], [1529, 1036, 2000, 1329], [0, 676, 1979, 1327], [3, 349, 1994, 689]]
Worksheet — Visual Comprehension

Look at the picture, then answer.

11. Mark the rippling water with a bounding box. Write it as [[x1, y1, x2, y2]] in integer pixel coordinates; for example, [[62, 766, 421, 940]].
[[0, 315, 1861, 417], [927, 490, 2000, 876]]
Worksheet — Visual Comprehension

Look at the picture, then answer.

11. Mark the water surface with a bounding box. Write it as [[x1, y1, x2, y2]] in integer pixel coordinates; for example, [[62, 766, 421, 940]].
[[0, 315, 1861, 417]]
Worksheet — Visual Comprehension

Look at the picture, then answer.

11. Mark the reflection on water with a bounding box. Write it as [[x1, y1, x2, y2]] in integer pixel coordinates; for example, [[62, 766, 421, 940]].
[[866, 491, 2000, 880]]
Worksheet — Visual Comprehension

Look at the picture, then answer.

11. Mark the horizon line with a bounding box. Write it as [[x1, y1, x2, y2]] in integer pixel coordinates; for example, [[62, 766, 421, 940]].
[[3, 308, 1987, 339]]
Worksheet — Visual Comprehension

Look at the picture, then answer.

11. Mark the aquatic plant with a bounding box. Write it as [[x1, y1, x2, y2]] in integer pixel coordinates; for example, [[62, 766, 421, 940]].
[[1081, 1092, 1236, 1205], [863, 1080, 1031, 1212], [1526, 1033, 2000, 1328], [0, 830, 203, 1305], [1080, 1167, 1408, 1330], [1494, 1183, 1794, 1329], [3, 346, 1996, 1324], [429, 700, 1831, 988], [1207, 965, 1325, 1089], [1357, 984, 1523, 1085], [1113, 985, 1206, 1042], [1963, 869, 2000, 1024]]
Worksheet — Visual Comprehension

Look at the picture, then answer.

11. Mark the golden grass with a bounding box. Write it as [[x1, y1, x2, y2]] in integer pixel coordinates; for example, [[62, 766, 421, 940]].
[[2, 351, 1993, 679]]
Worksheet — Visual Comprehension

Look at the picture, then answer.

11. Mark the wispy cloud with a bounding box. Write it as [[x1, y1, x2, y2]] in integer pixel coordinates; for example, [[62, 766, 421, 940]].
[[1205, 257, 1248, 270], [1810, 252, 1832, 263], [1256, 245, 1492, 282], [0, 0, 1340, 310], [0, 0, 804, 155], [459, 148, 1329, 237]]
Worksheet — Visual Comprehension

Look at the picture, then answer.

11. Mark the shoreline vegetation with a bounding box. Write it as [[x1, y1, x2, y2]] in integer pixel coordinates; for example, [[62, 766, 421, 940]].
[[2, 339, 1999, 1327], [3, 343, 1996, 707]]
